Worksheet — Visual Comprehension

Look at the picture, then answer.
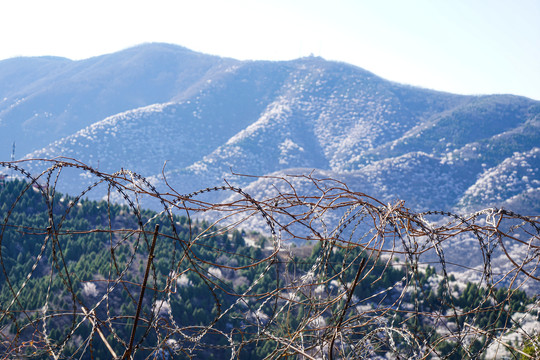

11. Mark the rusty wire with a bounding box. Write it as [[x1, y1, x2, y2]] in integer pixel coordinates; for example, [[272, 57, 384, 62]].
[[0, 158, 538, 359]]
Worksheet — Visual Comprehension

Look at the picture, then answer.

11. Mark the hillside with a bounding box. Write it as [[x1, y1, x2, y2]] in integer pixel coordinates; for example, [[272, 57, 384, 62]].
[[0, 43, 231, 157], [0, 43, 538, 217], [0, 175, 538, 359]]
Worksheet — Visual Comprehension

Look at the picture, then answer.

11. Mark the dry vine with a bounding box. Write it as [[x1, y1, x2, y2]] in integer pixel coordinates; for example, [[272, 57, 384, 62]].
[[0, 158, 538, 359]]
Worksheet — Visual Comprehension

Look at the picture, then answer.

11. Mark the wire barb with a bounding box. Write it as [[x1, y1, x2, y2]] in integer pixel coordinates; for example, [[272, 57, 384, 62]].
[[0, 158, 538, 359]]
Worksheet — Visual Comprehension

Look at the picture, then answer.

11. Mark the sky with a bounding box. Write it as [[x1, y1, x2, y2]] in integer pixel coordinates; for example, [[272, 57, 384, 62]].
[[0, 0, 539, 100]]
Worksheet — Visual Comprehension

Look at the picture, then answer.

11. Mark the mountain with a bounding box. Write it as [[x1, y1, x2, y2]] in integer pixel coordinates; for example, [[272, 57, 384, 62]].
[[1, 43, 538, 215], [0, 43, 232, 157]]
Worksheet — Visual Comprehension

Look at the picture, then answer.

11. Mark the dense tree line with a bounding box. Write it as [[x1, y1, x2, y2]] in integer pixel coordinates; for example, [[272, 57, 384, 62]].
[[0, 180, 537, 359]]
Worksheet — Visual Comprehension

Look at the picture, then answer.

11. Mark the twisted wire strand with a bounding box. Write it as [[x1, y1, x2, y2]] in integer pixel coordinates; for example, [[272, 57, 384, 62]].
[[0, 159, 538, 359]]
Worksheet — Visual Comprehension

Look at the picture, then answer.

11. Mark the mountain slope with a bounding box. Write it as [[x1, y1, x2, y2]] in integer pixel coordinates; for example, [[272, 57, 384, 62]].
[[2, 43, 538, 214], [0, 43, 233, 157], [459, 147, 540, 213]]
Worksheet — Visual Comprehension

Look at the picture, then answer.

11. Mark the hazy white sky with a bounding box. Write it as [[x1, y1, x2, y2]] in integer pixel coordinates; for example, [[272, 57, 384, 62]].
[[1, 0, 539, 99]]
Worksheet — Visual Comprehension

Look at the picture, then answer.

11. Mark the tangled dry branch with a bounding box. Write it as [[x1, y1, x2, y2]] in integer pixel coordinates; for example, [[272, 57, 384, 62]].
[[0, 159, 538, 359]]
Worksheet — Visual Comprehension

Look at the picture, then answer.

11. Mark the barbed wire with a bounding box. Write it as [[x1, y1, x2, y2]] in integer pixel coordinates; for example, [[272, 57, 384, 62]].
[[0, 158, 538, 359]]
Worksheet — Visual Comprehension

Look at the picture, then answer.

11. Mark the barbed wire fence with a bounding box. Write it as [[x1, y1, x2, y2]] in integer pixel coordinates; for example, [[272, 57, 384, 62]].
[[0, 158, 538, 359]]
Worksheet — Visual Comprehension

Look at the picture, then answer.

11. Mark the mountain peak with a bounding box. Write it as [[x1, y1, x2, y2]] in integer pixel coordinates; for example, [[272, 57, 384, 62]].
[[0, 43, 538, 216]]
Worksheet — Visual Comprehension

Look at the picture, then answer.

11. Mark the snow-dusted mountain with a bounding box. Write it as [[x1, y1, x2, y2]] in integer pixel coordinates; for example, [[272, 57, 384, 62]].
[[0, 43, 233, 157], [1, 43, 539, 213]]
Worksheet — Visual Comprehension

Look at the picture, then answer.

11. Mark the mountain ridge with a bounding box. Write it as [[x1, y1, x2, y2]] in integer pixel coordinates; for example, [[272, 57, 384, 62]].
[[0, 43, 232, 156], [0, 43, 538, 215]]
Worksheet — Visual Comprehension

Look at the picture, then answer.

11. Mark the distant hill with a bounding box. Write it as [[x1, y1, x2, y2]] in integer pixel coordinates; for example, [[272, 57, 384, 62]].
[[0, 43, 538, 214], [0, 43, 230, 156]]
